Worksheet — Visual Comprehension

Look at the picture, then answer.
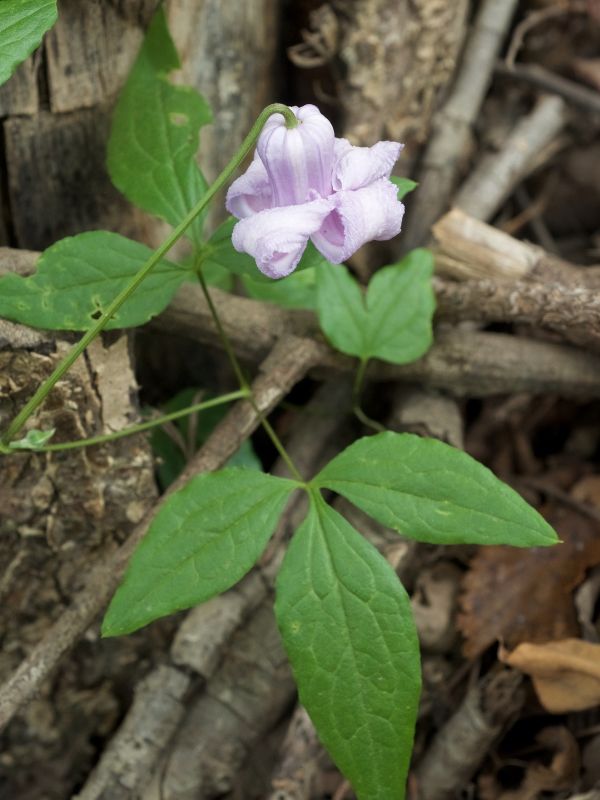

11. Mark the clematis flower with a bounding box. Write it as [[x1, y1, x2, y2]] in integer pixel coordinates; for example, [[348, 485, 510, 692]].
[[226, 104, 405, 279]]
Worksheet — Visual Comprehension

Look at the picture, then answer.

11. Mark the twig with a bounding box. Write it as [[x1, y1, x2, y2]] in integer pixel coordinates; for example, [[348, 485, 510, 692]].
[[454, 95, 569, 221], [434, 275, 600, 352], [413, 668, 526, 800], [0, 336, 320, 733], [505, 3, 577, 69], [400, 0, 519, 250], [432, 209, 600, 288], [496, 61, 600, 115]]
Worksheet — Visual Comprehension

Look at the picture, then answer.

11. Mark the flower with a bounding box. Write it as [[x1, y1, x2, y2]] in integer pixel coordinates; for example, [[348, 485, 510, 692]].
[[226, 104, 405, 279]]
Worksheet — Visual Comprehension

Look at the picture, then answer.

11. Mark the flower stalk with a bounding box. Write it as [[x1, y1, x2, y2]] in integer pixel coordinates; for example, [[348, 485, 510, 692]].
[[1, 104, 298, 447]]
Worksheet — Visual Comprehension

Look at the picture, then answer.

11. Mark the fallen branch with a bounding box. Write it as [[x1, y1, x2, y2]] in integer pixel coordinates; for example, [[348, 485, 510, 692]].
[[434, 276, 600, 352], [432, 209, 600, 288], [2, 245, 600, 395], [454, 95, 569, 221], [401, 0, 519, 250], [496, 61, 600, 115], [413, 668, 525, 800]]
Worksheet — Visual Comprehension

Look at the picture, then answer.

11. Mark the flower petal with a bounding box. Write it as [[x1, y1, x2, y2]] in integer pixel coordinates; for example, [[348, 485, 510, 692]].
[[311, 180, 404, 264], [257, 104, 335, 206], [225, 153, 272, 219], [333, 139, 404, 191], [231, 197, 334, 279]]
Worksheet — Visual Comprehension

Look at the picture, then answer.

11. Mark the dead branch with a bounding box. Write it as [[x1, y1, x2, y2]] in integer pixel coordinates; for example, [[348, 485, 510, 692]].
[[434, 276, 600, 352], [496, 61, 600, 115], [0, 336, 320, 733], [3, 242, 600, 396], [72, 666, 190, 800], [267, 706, 323, 800], [413, 668, 526, 800], [433, 209, 600, 287], [454, 95, 569, 221], [401, 0, 519, 250]]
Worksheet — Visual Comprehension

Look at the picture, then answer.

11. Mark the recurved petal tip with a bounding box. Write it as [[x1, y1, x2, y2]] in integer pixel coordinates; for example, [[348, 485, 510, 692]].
[[333, 140, 404, 192], [231, 197, 334, 279], [311, 179, 404, 264]]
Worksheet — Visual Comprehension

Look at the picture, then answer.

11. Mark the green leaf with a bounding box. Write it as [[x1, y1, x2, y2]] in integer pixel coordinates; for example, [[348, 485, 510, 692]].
[[315, 432, 559, 547], [150, 388, 262, 491], [275, 493, 420, 800], [103, 469, 296, 636], [0, 231, 191, 331], [316, 250, 435, 364], [0, 0, 57, 86], [390, 176, 418, 201], [9, 427, 56, 451], [243, 268, 317, 310], [107, 8, 212, 245]]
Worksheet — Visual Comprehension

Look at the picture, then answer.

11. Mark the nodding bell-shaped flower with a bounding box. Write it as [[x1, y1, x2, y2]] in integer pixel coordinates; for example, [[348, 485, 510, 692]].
[[226, 104, 405, 279]]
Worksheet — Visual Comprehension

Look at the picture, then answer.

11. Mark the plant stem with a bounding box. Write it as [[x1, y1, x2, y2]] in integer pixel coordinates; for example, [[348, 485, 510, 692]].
[[352, 358, 386, 433], [9, 390, 248, 453], [1, 103, 298, 446], [196, 268, 305, 483]]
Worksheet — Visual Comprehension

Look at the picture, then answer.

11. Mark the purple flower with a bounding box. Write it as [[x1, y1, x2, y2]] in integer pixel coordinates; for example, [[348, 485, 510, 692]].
[[226, 104, 405, 279]]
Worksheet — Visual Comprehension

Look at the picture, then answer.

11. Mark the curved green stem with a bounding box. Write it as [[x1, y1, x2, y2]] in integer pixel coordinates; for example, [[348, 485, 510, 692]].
[[1, 103, 298, 446], [352, 357, 385, 434], [196, 268, 305, 483], [11, 390, 249, 453]]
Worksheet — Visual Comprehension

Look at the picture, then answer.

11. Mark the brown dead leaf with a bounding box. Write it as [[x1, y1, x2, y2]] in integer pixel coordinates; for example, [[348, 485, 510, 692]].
[[500, 639, 600, 713], [497, 727, 580, 800], [458, 504, 600, 658]]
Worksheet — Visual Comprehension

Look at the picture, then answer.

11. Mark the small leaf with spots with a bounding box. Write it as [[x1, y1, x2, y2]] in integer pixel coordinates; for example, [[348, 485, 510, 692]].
[[275, 492, 421, 800], [0, 231, 192, 331], [102, 469, 296, 636]]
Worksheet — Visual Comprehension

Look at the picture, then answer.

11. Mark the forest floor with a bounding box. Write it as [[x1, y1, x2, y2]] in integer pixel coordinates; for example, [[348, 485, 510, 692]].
[[1, 1, 600, 799]]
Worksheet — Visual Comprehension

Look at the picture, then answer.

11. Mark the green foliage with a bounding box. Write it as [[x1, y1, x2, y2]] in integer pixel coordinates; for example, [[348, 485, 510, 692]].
[[243, 268, 317, 310], [316, 250, 435, 364], [9, 427, 55, 451], [315, 432, 559, 547], [107, 8, 212, 245], [0, 231, 191, 331], [150, 388, 262, 490], [275, 492, 420, 800], [390, 176, 418, 201], [0, 0, 57, 86], [102, 469, 296, 636]]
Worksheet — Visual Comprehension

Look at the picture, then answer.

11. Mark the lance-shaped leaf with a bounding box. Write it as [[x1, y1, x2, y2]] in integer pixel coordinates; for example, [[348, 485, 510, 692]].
[[314, 432, 558, 547], [0, 0, 57, 86], [316, 249, 435, 364], [0, 231, 191, 331], [107, 8, 212, 244], [276, 494, 421, 800], [102, 469, 296, 637]]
